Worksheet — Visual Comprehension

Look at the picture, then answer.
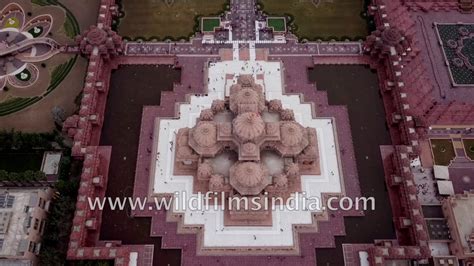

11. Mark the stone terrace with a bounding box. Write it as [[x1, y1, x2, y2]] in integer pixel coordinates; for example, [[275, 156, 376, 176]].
[[130, 56, 364, 265]]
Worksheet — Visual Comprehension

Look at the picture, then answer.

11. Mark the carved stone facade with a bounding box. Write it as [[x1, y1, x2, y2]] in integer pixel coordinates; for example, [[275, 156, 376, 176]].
[[363, 26, 412, 60], [76, 25, 123, 60], [174, 75, 320, 226]]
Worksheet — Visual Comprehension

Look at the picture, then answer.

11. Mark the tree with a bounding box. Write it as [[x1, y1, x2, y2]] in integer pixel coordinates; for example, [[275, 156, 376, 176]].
[[52, 106, 66, 126], [0, 170, 46, 182]]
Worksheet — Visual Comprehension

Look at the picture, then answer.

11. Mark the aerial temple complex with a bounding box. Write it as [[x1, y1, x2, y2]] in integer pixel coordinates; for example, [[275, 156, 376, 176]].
[[2, 0, 474, 265], [59, 0, 474, 265]]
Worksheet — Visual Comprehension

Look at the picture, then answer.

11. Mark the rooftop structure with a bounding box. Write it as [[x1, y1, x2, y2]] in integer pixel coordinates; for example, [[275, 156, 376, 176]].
[[442, 192, 474, 260], [76, 25, 123, 59], [0, 187, 53, 265]]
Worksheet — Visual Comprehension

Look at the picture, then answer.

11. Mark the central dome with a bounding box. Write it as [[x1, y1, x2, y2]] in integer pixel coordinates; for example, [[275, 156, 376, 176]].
[[193, 122, 217, 147], [233, 112, 265, 141]]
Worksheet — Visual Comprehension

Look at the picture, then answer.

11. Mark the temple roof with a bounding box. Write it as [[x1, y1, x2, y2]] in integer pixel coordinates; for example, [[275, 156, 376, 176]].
[[233, 112, 265, 141], [230, 162, 270, 195], [280, 122, 304, 146], [86, 27, 108, 45], [193, 122, 217, 147], [229, 87, 262, 113]]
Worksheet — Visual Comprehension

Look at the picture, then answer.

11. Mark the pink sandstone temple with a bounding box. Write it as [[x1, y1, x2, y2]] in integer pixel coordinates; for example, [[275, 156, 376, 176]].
[[173, 75, 320, 226]]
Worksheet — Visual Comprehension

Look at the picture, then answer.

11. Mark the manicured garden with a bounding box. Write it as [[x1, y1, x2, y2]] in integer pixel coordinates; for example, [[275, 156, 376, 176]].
[[117, 0, 227, 40], [0, 96, 42, 117], [267, 17, 286, 32], [201, 17, 220, 32], [463, 139, 474, 160], [430, 139, 456, 166], [259, 0, 369, 40], [0, 0, 80, 117], [0, 56, 77, 116], [436, 24, 474, 85], [32, 0, 81, 38]]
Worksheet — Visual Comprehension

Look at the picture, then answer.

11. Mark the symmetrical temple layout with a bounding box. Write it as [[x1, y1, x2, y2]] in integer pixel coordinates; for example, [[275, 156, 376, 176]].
[[174, 75, 320, 201], [148, 60, 343, 254]]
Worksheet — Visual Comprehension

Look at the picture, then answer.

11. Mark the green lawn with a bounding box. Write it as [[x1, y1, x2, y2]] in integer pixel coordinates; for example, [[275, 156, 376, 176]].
[[463, 139, 474, 160], [202, 18, 220, 32], [118, 0, 226, 39], [430, 139, 456, 166], [267, 17, 286, 32], [260, 0, 368, 40]]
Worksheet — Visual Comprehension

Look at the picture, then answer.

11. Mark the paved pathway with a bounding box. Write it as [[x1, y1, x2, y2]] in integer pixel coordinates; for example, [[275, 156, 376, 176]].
[[259, 38, 362, 56], [230, 0, 257, 41], [125, 41, 361, 56]]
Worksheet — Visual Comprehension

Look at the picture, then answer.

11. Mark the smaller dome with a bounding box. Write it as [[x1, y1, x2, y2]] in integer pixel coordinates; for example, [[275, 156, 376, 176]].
[[86, 27, 107, 45], [197, 162, 213, 180], [209, 174, 226, 191], [234, 162, 265, 188], [211, 99, 226, 113], [77, 25, 123, 57], [233, 112, 265, 141], [177, 132, 188, 146], [281, 122, 304, 146], [273, 174, 288, 187], [177, 146, 193, 156], [381, 28, 403, 45], [199, 109, 214, 121], [280, 109, 295, 121], [193, 122, 217, 147], [229, 88, 261, 113], [285, 163, 299, 177], [268, 99, 283, 112]]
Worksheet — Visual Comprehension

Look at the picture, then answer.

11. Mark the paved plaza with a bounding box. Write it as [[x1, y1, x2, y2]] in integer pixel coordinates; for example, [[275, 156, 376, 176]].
[[230, 0, 257, 41]]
